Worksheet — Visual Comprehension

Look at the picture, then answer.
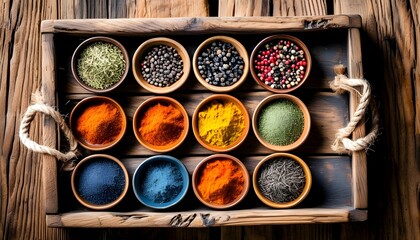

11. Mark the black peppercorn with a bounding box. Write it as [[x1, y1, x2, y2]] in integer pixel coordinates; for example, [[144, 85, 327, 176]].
[[140, 45, 184, 87], [197, 40, 244, 87]]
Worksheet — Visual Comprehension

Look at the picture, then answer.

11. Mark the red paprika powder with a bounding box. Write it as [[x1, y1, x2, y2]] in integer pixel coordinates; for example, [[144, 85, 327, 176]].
[[75, 102, 123, 145], [139, 103, 184, 146], [197, 158, 245, 205]]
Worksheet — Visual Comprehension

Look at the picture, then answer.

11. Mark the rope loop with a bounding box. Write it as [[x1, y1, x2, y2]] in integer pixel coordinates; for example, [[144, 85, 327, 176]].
[[19, 91, 79, 171], [330, 65, 379, 153]]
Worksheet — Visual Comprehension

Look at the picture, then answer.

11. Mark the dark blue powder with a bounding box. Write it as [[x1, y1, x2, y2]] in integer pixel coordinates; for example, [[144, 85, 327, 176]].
[[139, 161, 183, 204], [75, 158, 125, 205]]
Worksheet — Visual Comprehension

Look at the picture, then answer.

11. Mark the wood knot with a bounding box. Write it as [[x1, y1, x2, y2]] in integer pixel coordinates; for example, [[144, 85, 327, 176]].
[[169, 213, 196, 227]]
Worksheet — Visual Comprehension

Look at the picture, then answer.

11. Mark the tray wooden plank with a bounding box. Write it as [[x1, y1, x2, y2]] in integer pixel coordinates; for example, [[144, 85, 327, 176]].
[[47, 208, 367, 228], [41, 33, 59, 214], [40, 16, 361, 35], [40, 15, 367, 227], [347, 28, 367, 209]]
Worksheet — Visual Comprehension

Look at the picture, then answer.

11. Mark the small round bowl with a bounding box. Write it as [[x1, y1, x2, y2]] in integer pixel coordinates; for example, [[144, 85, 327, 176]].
[[192, 94, 250, 152], [253, 153, 312, 208], [132, 37, 190, 94], [252, 94, 310, 151], [193, 36, 249, 92], [71, 36, 129, 92], [250, 35, 311, 93], [133, 96, 189, 152], [132, 155, 190, 209], [71, 154, 129, 210], [192, 154, 249, 209], [70, 96, 127, 151]]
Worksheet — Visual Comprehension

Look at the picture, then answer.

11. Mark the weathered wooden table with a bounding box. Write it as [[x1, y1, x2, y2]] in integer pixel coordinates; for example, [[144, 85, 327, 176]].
[[1, 1, 418, 239]]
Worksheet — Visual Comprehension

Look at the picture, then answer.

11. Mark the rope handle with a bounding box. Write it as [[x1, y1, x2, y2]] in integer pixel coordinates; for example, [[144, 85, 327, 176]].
[[19, 92, 79, 171], [330, 64, 379, 153]]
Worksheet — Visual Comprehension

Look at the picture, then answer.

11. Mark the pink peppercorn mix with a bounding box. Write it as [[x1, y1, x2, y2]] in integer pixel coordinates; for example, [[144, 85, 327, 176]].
[[253, 39, 308, 90]]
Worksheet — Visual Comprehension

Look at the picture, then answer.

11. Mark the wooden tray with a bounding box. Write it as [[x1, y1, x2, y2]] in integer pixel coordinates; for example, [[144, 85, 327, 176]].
[[40, 15, 367, 227]]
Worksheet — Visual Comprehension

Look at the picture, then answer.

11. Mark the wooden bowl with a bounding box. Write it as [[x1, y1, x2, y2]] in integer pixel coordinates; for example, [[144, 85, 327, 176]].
[[253, 153, 312, 208], [252, 94, 310, 151], [250, 35, 311, 93], [192, 94, 250, 152], [132, 37, 190, 94], [69, 96, 127, 151], [193, 36, 249, 92], [71, 36, 129, 93], [71, 154, 129, 210], [132, 96, 189, 152], [132, 155, 190, 209], [192, 154, 249, 209]]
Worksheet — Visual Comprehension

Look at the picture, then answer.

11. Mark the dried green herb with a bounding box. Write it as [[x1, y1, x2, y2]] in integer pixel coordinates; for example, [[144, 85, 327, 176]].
[[257, 99, 304, 146], [258, 157, 306, 203], [77, 42, 126, 89]]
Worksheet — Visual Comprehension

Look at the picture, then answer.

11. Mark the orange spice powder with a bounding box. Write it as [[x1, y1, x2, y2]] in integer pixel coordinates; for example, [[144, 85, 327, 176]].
[[139, 103, 184, 146], [197, 158, 245, 205], [75, 102, 123, 145]]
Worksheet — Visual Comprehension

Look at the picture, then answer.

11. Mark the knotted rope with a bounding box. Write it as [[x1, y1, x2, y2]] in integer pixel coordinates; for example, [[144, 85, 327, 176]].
[[330, 65, 379, 153], [19, 91, 79, 171]]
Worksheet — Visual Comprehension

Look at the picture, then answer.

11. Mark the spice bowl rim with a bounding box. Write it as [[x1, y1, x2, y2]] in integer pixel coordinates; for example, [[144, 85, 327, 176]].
[[192, 35, 249, 93], [250, 34, 312, 93], [252, 94, 311, 151], [192, 94, 250, 152], [132, 155, 190, 209], [71, 36, 130, 93], [71, 154, 130, 210], [192, 153, 250, 209], [132, 96, 189, 152], [132, 37, 191, 94], [69, 96, 127, 151], [252, 152, 312, 208]]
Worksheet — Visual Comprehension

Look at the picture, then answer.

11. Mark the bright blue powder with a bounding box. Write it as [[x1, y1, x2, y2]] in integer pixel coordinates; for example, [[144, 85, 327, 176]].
[[140, 161, 183, 204]]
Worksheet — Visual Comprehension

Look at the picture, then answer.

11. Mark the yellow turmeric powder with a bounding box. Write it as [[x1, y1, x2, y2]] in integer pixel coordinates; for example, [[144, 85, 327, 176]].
[[197, 159, 245, 205], [198, 100, 245, 147]]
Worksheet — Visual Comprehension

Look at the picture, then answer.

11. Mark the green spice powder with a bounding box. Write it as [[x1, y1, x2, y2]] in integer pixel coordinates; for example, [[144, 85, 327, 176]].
[[257, 99, 304, 146], [77, 42, 126, 89]]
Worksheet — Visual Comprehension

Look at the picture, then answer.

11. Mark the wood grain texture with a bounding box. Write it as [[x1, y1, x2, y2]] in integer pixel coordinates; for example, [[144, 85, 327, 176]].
[[1, 1, 210, 240], [0, 0, 56, 239], [217, 0, 328, 17], [1, 0, 419, 239], [272, 0, 328, 16], [0, 0, 11, 237], [43, 17, 358, 228], [347, 28, 367, 209], [223, 224, 335, 240], [59, 0, 209, 19], [41, 33, 59, 214], [218, 0, 271, 17], [335, 0, 420, 239], [40, 15, 361, 34], [47, 208, 365, 228]]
